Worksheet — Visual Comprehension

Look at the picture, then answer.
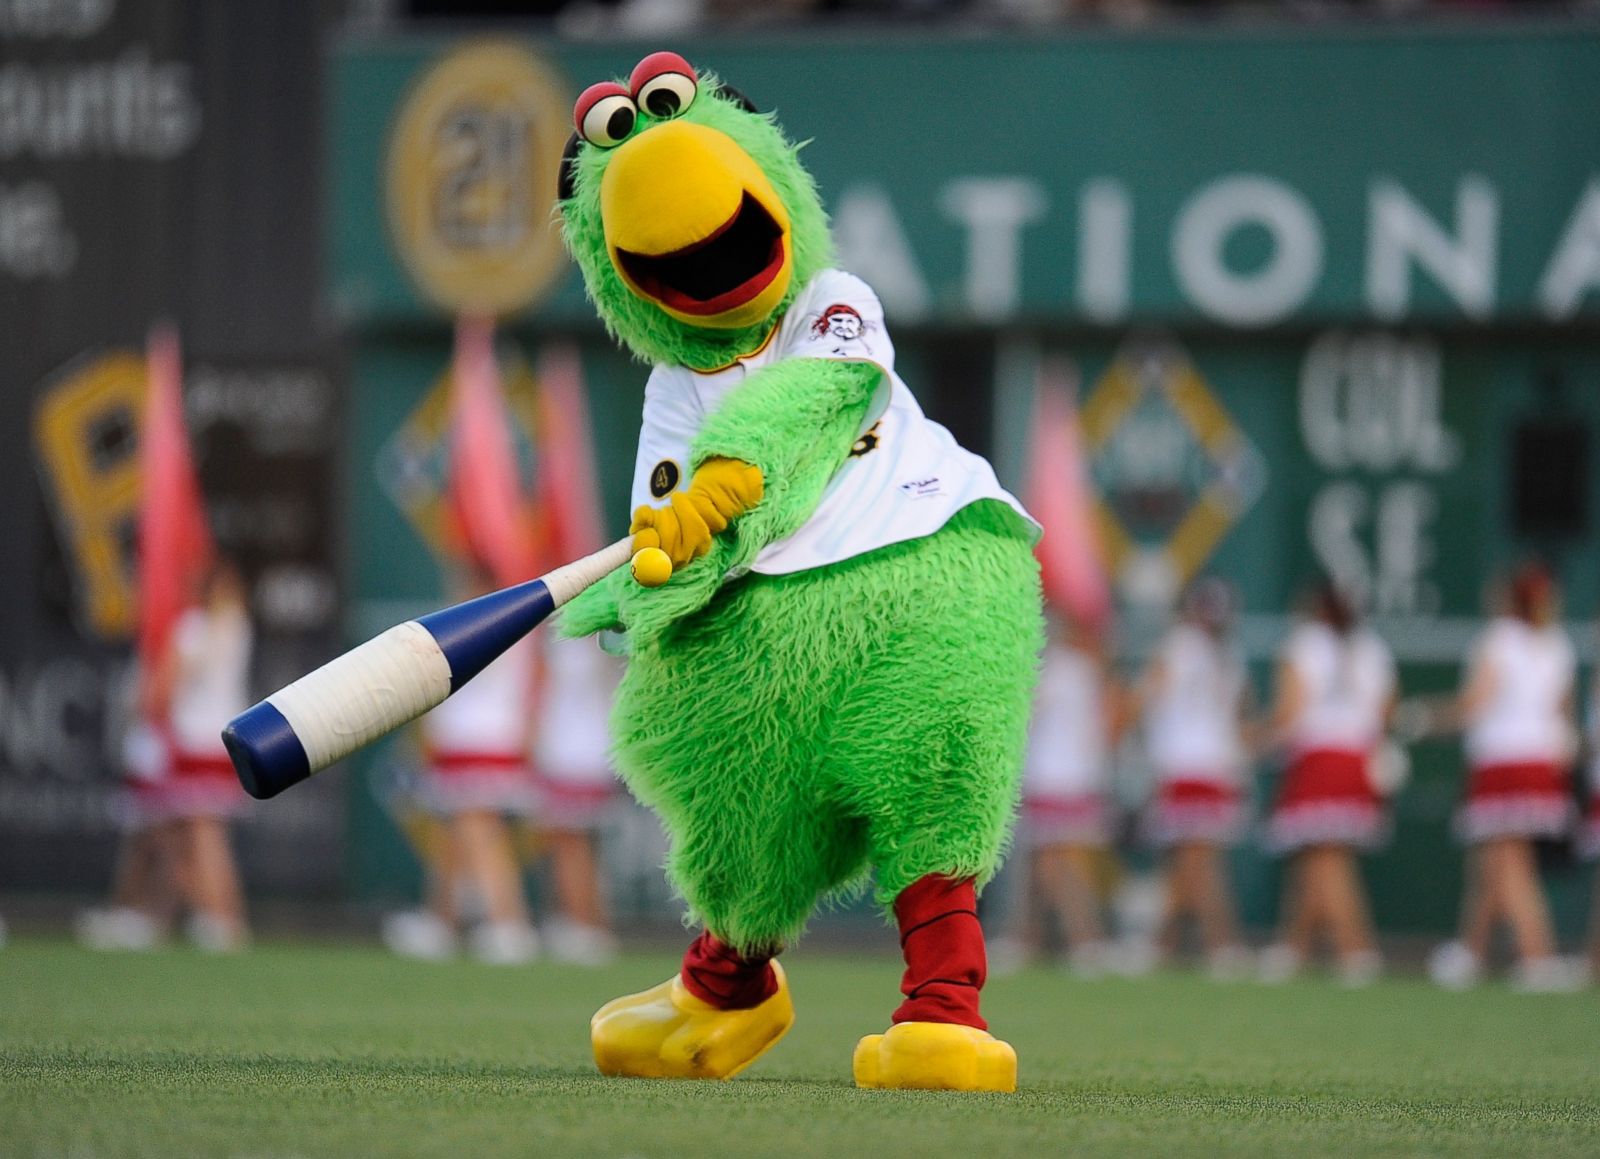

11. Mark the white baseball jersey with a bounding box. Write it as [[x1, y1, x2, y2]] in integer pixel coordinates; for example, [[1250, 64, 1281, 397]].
[[169, 606, 253, 757], [628, 269, 1035, 576], [1465, 616, 1576, 768], [1023, 642, 1108, 798], [1281, 622, 1396, 755], [1143, 624, 1247, 784], [423, 637, 534, 758]]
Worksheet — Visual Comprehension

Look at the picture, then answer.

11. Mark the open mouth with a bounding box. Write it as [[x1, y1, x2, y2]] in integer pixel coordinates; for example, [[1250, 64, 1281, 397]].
[[617, 192, 786, 316]]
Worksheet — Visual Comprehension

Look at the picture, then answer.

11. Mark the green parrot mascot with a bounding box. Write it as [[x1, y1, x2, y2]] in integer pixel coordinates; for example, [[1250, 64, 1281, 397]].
[[558, 51, 1044, 1092]]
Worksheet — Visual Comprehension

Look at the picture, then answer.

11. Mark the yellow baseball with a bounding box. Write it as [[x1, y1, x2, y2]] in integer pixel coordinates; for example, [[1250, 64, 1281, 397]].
[[631, 546, 673, 588]]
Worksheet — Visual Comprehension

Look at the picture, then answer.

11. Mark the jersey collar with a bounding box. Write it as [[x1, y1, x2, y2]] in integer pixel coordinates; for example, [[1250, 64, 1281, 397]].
[[689, 318, 781, 376]]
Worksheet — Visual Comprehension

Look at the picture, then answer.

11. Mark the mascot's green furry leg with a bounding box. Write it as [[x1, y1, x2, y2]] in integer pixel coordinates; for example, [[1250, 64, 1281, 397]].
[[590, 556, 880, 1083], [592, 502, 1041, 1088], [828, 503, 1043, 904], [611, 596, 876, 952], [813, 503, 1040, 1092]]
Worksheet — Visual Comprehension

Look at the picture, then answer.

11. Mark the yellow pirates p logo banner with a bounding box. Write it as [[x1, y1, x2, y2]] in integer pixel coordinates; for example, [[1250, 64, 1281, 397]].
[[32, 352, 148, 639], [1080, 338, 1265, 606], [386, 40, 573, 317]]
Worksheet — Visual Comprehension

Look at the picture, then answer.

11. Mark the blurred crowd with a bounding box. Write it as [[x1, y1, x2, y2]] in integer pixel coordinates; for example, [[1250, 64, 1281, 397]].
[[391, 0, 1600, 38]]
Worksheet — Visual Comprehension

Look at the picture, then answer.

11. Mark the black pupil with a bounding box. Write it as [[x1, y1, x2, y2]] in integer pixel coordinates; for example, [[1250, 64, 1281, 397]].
[[645, 87, 680, 117], [606, 105, 635, 141]]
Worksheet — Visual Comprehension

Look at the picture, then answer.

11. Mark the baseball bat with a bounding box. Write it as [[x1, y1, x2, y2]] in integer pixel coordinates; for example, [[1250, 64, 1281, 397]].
[[223, 538, 665, 800]]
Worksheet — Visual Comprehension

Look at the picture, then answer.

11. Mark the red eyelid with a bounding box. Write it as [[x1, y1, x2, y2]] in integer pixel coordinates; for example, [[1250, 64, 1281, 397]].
[[574, 81, 631, 132], [629, 51, 697, 97]]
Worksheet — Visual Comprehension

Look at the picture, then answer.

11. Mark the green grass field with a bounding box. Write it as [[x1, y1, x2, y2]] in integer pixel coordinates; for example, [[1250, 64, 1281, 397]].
[[2, 939, 1597, 1158]]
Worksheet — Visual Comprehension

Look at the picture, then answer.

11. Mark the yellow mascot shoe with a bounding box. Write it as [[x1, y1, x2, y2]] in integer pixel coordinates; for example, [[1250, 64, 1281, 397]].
[[852, 1021, 1017, 1092], [591, 960, 794, 1079]]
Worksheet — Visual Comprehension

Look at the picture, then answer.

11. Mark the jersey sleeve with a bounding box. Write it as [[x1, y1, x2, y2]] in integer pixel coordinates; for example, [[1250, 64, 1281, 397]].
[[629, 367, 703, 509], [783, 270, 896, 384]]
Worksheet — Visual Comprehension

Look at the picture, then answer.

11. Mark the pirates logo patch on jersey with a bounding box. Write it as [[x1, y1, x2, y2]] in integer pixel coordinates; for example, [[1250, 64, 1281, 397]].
[[850, 420, 882, 459], [812, 303, 865, 341], [649, 458, 681, 498], [807, 302, 877, 356]]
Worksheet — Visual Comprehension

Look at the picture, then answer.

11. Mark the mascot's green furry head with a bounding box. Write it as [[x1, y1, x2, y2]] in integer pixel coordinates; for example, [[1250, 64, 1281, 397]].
[[558, 52, 835, 371]]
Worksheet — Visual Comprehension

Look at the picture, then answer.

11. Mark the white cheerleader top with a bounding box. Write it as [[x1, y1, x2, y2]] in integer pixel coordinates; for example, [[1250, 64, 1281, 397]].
[[422, 636, 534, 759], [1023, 642, 1108, 798], [1281, 622, 1396, 756], [168, 605, 252, 757], [1464, 616, 1575, 768], [1143, 624, 1246, 784], [629, 269, 1035, 577], [533, 634, 619, 780]]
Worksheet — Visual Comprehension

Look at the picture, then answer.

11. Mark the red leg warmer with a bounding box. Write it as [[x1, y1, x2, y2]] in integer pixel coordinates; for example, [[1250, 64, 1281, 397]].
[[679, 931, 779, 1010], [892, 874, 988, 1030]]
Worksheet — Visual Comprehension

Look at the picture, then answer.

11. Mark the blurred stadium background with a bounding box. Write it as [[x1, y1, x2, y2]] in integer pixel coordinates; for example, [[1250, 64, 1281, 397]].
[[6, 0, 1600, 950]]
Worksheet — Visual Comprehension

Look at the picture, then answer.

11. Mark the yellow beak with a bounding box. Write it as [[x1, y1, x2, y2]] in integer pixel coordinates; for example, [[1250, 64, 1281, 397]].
[[601, 120, 793, 330]]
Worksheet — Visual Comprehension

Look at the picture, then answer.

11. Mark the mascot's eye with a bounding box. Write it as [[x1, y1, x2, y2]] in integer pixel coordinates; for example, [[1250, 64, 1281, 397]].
[[638, 71, 696, 118], [629, 51, 698, 119], [575, 82, 637, 147]]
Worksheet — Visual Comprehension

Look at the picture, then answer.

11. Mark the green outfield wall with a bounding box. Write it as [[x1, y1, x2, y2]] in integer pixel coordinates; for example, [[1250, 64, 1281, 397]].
[[332, 28, 1600, 330], [330, 28, 1600, 939]]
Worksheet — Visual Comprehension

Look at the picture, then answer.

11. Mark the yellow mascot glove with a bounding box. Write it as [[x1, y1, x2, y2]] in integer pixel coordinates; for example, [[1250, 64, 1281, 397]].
[[630, 458, 764, 569], [686, 457, 765, 528]]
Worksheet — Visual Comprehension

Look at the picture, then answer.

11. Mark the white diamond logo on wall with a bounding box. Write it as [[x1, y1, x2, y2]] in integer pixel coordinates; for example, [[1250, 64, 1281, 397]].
[[374, 353, 546, 564], [1081, 337, 1265, 607]]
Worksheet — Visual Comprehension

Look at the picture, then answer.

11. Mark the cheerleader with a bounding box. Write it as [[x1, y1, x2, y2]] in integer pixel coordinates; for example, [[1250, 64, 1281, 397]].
[[76, 672, 179, 952], [530, 633, 622, 966], [1138, 578, 1252, 977], [1259, 582, 1395, 986], [145, 559, 254, 952], [1008, 614, 1121, 975], [406, 565, 540, 965], [374, 730, 462, 962], [1429, 563, 1582, 991]]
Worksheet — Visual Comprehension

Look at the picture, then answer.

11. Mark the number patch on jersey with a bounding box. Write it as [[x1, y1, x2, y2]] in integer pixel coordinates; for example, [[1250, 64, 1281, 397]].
[[649, 459, 680, 497]]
